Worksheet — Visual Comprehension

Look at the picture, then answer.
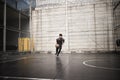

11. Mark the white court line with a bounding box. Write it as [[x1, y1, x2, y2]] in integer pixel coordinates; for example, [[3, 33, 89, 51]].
[[0, 76, 56, 80], [83, 60, 120, 71], [0, 57, 28, 64]]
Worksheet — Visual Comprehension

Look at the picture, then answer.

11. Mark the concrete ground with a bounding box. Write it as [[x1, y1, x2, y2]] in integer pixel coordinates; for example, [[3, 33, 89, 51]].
[[0, 53, 120, 80]]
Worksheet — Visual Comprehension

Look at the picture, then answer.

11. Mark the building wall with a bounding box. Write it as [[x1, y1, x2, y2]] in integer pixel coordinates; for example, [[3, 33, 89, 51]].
[[32, 0, 114, 53], [0, 0, 30, 52], [0, 0, 4, 51], [113, 0, 120, 51]]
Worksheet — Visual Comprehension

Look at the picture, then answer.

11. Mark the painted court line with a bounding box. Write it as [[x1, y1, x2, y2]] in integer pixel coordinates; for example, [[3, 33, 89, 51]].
[[83, 60, 120, 71], [0, 76, 56, 80], [0, 57, 28, 64]]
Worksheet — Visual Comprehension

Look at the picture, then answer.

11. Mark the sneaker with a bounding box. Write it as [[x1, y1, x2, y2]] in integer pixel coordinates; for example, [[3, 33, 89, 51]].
[[57, 54, 59, 56]]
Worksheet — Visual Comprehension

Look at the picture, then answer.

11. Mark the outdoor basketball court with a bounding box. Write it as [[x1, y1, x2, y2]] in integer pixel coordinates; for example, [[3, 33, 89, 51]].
[[0, 53, 120, 80]]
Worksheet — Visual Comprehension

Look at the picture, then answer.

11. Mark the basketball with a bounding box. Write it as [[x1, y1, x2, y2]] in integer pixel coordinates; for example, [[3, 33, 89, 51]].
[[55, 44, 59, 47]]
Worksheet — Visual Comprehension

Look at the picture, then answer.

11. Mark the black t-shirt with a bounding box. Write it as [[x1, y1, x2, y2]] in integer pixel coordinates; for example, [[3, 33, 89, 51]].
[[56, 38, 65, 46]]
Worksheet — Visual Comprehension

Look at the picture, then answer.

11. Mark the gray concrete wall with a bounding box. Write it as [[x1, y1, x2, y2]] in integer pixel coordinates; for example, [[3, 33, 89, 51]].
[[113, 0, 120, 51], [32, 0, 114, 53]]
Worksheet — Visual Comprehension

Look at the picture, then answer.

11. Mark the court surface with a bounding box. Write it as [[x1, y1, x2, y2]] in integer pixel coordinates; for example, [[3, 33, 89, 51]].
[[0, 53, 120, 80]]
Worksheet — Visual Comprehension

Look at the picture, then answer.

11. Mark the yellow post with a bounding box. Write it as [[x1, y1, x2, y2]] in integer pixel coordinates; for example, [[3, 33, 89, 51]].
[[18, 38, 22, 52]]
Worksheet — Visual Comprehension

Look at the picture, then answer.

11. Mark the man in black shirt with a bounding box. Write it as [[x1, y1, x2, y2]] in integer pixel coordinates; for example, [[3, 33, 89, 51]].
[[55, 34, 65, 56]]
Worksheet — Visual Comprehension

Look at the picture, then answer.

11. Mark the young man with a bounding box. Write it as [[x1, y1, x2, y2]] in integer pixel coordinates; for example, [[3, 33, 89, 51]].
[[55, 34, 65, 56]]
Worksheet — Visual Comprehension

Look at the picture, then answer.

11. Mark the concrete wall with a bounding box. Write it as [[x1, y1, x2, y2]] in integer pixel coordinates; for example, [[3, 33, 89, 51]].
[[113, 0, 120, 51], [32, 0, 114, 53], [68, 3, 113, 52]]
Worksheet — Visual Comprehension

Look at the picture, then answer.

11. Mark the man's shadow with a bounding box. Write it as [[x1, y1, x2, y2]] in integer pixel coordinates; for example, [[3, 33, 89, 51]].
[[55, 57, 64, 79]]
